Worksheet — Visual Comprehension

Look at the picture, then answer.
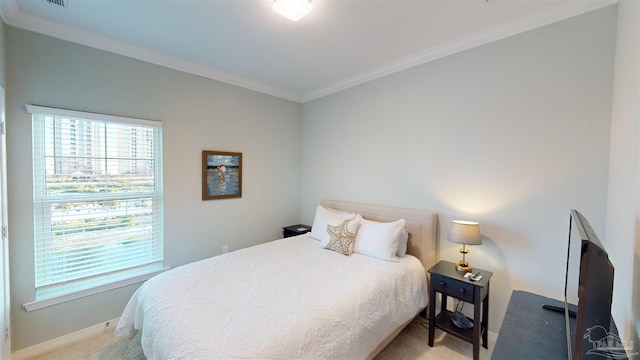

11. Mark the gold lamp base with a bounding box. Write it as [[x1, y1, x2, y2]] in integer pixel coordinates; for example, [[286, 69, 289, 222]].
[[456, 261, 472, 272], [456, 245, 472, 272]]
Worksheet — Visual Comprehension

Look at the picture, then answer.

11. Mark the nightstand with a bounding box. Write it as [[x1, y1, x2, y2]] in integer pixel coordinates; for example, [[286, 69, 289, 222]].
[[282, 224, 311, 238], [428, 260, 493, 360]]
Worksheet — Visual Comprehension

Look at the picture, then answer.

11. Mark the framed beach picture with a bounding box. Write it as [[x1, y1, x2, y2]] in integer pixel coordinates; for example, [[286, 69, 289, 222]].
[[202, 150, 242, 200]]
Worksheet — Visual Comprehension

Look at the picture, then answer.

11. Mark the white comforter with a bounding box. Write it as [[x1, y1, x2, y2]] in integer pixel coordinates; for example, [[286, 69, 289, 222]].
[[115, 234, 428, 360]]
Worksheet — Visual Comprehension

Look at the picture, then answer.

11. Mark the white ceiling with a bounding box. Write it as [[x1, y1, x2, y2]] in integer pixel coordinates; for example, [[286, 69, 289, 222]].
[[0, 0, 616, 102]]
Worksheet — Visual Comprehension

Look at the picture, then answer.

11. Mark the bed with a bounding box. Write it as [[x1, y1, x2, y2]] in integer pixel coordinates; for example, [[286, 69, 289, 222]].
[[115, 200, 437, 359]]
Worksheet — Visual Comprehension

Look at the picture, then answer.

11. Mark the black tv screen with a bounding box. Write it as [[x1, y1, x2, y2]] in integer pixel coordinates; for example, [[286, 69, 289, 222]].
[[565, 209, 614, 360]]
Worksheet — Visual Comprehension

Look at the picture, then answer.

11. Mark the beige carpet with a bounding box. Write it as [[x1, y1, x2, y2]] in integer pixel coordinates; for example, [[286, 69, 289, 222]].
[[23, 317, 493, 360]]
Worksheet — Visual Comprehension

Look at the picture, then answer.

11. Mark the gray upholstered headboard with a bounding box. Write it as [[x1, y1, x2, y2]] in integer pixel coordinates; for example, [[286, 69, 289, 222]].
[[320, 200, 438, 272]]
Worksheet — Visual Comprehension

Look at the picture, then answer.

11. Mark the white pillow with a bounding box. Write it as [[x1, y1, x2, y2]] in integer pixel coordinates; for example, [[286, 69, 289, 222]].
[[354, 218, 406, 262], [309, 205, 358, 243], [396, 229, 409, 257]]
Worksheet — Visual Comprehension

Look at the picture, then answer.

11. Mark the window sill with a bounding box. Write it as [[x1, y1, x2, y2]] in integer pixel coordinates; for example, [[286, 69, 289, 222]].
[[23, 266, 169, 312]]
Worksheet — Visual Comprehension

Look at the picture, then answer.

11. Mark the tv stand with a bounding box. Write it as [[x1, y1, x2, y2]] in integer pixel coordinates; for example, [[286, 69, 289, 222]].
[[492, 290, 628, 360], [542, 304, 576, 317]]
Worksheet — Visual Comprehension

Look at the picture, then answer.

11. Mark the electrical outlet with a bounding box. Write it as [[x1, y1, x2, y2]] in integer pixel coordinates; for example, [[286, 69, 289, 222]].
[[222, 245, 229, 253]]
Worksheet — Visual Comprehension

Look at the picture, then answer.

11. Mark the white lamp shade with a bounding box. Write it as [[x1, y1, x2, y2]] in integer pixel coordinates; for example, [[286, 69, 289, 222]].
[[447, 220, 482, 245], [273, 0, 312, 22]]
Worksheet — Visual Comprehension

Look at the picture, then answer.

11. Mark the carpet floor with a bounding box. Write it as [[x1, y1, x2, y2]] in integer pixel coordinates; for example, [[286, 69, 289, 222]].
[[22, 317, 494, 360]]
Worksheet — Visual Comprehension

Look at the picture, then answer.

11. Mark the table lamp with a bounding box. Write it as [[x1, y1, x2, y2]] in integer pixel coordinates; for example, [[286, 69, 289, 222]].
[[447, 220, 482, 272]]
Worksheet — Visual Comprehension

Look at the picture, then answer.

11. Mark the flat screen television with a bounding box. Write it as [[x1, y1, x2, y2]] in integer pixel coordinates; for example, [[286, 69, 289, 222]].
[[561, 209, 615, 360]]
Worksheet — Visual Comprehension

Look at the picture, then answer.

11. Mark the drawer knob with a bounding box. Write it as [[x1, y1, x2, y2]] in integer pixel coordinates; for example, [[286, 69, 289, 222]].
[[440, 281, 446, 287], [459, 288, 465, 294]]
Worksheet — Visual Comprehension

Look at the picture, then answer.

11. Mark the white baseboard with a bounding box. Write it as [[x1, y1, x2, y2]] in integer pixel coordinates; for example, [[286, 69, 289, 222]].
[[488, 330, 499, 343], [11, 317, 120, 360]]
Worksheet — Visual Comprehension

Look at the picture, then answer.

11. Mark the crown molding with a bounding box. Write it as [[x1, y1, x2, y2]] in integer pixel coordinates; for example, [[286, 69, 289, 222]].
[[0, 0, 303, 103], [301, 0, 618, 102], [1, 0, 618, 104]]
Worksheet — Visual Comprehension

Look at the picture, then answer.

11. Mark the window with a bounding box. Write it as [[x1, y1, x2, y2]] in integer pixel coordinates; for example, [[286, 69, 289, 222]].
[[26, 105, 163, 309]]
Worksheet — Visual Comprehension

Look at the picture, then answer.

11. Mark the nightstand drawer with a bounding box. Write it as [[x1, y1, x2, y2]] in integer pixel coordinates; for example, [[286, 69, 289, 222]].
[[431, 273, 475, 303]]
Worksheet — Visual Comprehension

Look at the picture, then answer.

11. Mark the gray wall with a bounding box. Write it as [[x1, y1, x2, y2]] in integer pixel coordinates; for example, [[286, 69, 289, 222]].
[[6, 27, 302, 350], [0, 21, 5, 88], [301, 6, 617, 336], [605, 0, 640, 345]]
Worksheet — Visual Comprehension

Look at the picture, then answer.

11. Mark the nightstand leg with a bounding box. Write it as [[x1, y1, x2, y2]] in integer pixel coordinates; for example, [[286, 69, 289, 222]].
[[473, 291, 481, 360], [482, 283, 490, 349], [428, 288, 436, 347], [440, 293, 447, 314]]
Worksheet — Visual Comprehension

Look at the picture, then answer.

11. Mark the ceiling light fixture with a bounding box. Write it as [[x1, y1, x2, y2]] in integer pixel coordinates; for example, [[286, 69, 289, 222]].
[[272, 0, 312, 22]]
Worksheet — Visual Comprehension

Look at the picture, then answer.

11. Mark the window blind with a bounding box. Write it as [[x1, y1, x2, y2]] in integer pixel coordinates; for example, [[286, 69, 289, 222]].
[[27, 105, 163, 299]]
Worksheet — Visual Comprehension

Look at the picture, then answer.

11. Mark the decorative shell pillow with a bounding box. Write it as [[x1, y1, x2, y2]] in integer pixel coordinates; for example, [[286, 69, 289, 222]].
[[323, 219, 360, 255]]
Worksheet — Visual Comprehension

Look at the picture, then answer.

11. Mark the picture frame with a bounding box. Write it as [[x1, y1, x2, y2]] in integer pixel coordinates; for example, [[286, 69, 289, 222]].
[[202, 150, 242, 200]]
